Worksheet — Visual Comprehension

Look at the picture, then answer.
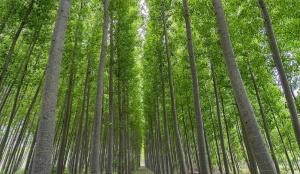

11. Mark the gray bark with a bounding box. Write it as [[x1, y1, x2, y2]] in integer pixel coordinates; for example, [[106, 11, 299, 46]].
[[31, 0, 71, 173], [212, 0, 277, 173], [162, 0, 187, 173], [107, 17, 114, 174], [90, 0, 109, 173], [159, 54, 173, 174], [211, 62, 230, 174], [248, 63, 281, 174], [182, 0, 209, 173], [258, 0, 300, 150]]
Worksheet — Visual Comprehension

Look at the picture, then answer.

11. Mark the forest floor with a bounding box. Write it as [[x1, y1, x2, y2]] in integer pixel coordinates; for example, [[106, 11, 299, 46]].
[[132, 168, 250, 174], [134, 167, 154, 174], [132, 168, 252, 174]]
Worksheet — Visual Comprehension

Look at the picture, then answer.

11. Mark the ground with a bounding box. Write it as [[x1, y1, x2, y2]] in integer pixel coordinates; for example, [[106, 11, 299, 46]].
[[134, 167, 154, 174]]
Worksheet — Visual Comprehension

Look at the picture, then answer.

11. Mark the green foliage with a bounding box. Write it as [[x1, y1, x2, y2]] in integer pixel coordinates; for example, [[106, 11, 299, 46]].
[[0, 0, 299, 173]]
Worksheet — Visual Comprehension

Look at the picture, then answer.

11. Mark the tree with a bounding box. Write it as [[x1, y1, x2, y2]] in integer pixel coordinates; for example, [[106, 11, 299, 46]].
[[31, 0, 72, 173], [90, 0, 110, 173], [162, 0, 188, 173], [107, 12, 114, 174], [182, 0, 209, 173], [212, 0, 277, 173], [0, 0, 299, 173], [258, 0, 300, 150]]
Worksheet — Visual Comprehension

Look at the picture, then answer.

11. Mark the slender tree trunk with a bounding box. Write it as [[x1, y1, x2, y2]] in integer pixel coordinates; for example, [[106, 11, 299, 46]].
[[273, 114, 295, 173], [182, 115, 193, 174], [211, 62, 230, 174], [57, 10, 80, 173], [118, 60, 123, 174], [258, 0, 300, 150], [204, 127, 213, 174], [265, 102, 296, 173], [283, 128, 300, 171], [24, 119, 38, 174], [220, 93, 237, 174], [290, 87, 300, 113], [162, 0, 187, 173], [90, 0, 109, 173], [182, 0, 209, 173], [0, 29, 38, 158], [155, 99, 163, 174], [0, 83, 13, 114], [248, 63, 281, 173], [212, 0, 276, 173], [31, 0, 71, 173], [82, 63, 91, 174], [208, 98, 223, 174], [0, 0, 35, 89], [107, 17, 114, 174], [187, 107, 201, 173], [73, 58, 88, 174], [5, 76, 42, 173], [159, 55, 173, 174]]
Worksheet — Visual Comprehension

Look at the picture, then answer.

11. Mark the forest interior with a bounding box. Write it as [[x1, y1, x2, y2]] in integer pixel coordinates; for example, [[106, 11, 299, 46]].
[[0, 0, 299, 173]]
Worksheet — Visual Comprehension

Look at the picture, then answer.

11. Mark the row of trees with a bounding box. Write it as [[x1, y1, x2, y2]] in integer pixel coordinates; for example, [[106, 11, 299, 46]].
[[0, 0, 143, 173], [0, 0, 299, 173], [143, 0, 299, 173]]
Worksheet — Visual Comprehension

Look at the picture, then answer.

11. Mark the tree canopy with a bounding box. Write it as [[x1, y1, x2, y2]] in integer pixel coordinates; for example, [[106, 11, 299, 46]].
[[0, 0, 299, 173]]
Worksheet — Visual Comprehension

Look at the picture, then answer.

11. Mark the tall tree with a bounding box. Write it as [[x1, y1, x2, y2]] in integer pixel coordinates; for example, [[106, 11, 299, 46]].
[[161, 0, 187, 173], [159, 49, 173, 174], [107, 13, 114, 174], [212, 0, 277, 173], [0, 0, 35, 89], [31, 0, 72, 173], [90, 0, 109, 173], [248, 63, 281, 173], [258, 0, 300, 150], [211, 62, 230, 174], [182, 0, 209, 173]]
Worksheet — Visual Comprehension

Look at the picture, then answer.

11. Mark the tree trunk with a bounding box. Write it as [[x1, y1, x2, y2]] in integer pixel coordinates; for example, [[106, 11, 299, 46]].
[[273, 114, 294, 173], [182, 113, 193, 174], [211, 62, 230, 174], [258, 0, 300, 150], [5, 75, 43, 173], [265, 101, 296, 173], [182, 0, 209, 173], [90, 0, 109, 173], [73, 51, 89, 174], [31, 0, 71, 173], [212, 0, 277, 173], [235, 112, 258, 174], [248, 63, 281, 174], [159, 55, 173, 174], [187, 107, 202, 173], [57, 9, 81, 173], [162, 0, 187, 173], [107, 17, 114, 174], [220, 93, 238, 174], [0, 0, 35, 89], [208, 98, 223, 174], [24, 120, 38, 174], [0, 29, 38, 158], [155, 99, 163, 174]]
